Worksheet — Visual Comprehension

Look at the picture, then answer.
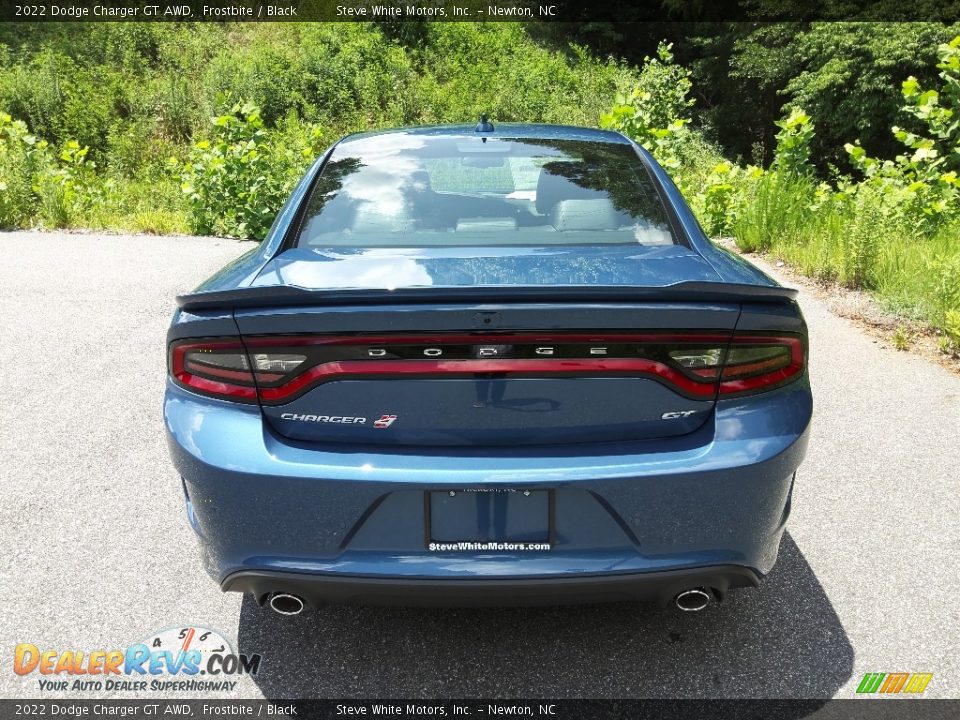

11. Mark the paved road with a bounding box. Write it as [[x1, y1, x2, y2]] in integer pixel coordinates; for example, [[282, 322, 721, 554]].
[[1, 232, 958, 701]]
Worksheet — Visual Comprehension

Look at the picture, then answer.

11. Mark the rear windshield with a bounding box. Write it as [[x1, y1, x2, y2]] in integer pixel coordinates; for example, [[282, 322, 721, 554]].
[[294, 135, 677, 248]]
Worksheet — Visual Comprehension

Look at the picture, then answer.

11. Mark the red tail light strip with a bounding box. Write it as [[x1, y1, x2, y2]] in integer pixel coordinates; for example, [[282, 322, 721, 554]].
[[169, 332, 805, 403], [182, 360, 286, 384], [173, 370, 259, 401], [256, 357, 718, 403]]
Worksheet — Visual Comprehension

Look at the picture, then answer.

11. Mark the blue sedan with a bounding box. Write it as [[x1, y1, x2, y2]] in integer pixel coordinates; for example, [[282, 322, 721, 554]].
[[164, 122, 811, 614]]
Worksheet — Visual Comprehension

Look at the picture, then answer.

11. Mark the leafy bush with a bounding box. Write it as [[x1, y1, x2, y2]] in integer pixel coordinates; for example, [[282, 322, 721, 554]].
[[178, 102, 323, 239], [772, 108, 815, 176], [697, 22, 959, 170], [0, 113, 103, 230], [180, 103, 278, 239], [413, 24, 634, 127], [841, 38, 960, 230], [0, 111, 45, 228], [600, 42, 694, 171], [697, 161, 764, 238]]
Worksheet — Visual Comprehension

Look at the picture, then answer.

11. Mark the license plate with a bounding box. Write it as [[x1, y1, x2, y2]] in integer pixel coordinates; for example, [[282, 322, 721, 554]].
[[427, 489, 552, 545]]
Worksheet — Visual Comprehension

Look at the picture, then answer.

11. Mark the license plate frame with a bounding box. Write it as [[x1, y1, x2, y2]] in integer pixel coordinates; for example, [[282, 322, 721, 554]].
[[425, 489, 555, 547]]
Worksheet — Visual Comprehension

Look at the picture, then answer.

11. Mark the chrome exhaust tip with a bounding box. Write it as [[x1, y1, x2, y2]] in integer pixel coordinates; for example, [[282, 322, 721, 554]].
[[268, 592, 305, 616], [675, 588, 711, 612]]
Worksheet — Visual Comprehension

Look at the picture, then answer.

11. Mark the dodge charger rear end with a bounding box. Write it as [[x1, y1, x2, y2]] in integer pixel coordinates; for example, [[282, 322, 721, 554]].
[[164, 123, 811, 614]]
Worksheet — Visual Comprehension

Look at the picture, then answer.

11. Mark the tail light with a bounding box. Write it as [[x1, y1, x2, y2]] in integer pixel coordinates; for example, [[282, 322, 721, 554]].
[[169, 333, 805, 403], [669, 335, 805, 397], [169, 340, 306, 402], [720, 338, 805, 395]]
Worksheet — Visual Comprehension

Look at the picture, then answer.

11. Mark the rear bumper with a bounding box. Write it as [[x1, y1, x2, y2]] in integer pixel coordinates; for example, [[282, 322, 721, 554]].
[[223, 565, 760, 608], [165, 376, 811, 600]]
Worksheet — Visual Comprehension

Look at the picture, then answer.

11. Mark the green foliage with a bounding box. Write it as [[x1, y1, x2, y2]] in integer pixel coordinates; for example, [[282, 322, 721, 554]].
[[944, 310, 960, 355], [892, 325, 911, 351], [600, 42, 695, 170], [696, 160, 765, 238], [201, 24, 415, 129], [700, 162, 737, 237], [928, 254, 960, 326], [0, 112, 105, 230], [178, 102, 322, 240], [35, 138, 96, 228], [840, 38, 960, 230], [571, 21, 959, 171], [730, 171, 814, 254], [772, 108, 814, 176], [719, 22, 960, 169], [898, 38, 960, 172], [0, 22, 638, 237], [417, 24, 634, 126], [838, 189, 882, 289], [0, 111, 44, 228]]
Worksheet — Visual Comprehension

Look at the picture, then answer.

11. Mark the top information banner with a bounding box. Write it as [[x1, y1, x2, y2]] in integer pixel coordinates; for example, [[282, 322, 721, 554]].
[[3, 0, 960, 23]]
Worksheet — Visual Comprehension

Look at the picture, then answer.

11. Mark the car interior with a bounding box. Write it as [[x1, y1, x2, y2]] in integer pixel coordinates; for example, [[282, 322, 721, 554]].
[[298, 145, 677, 247]]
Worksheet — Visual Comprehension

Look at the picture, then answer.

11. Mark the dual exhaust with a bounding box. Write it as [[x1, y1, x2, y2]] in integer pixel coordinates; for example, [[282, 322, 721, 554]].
[[674, 588, 713, 612], [268, 592, 306, 615], [266, 589, 711, 615]]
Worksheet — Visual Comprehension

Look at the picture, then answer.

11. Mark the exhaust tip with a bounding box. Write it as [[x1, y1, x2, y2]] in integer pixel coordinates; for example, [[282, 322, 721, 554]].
[[269, 592, 305, 616], [675, 588, 711, 612]]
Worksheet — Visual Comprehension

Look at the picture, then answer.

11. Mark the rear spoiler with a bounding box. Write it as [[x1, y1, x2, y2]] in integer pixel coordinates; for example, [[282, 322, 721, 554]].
[[177, 282, 798, 312]]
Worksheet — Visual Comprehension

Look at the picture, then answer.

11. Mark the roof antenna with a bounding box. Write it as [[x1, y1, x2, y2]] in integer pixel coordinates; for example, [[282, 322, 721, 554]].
[[475, 114, 495, 133]]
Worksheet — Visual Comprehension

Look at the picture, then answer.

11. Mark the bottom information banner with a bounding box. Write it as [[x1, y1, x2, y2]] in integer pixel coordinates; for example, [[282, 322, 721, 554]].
[[4, 699, 960, 720]]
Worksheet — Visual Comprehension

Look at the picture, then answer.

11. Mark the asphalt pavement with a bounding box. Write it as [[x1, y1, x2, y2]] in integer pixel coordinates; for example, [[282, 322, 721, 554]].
[[1, 231, 958, 701]]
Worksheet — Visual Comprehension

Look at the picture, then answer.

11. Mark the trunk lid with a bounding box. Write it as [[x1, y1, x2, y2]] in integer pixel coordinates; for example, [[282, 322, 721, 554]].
[[197, 246, 791, 448], [235, 313, 738, 447]]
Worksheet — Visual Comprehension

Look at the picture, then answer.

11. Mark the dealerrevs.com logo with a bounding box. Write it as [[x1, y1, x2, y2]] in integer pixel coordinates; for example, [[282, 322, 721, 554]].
[[14, 626, 260, 693]]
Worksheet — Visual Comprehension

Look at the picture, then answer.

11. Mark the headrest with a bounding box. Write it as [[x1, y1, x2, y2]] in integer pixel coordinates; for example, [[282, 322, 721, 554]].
[[409, 169, 433, 192], [550, 199, 621, 231], [351, 203, 413, 233], [455, 217, 518, 233], [535, 167, 609, 214]]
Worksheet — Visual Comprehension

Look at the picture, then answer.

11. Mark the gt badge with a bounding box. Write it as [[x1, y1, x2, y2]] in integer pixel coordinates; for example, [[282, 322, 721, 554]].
[[374, 415, 398, 429]]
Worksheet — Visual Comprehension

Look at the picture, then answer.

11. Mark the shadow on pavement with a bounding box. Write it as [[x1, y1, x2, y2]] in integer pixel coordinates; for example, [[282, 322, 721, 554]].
[[236, 533, 852, 700]]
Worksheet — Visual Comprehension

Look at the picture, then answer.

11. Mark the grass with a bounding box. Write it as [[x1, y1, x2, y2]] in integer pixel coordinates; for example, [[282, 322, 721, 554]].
[[733, 173, 814, 255], [729, 172, 960, 352], [80, 180, 191, 235], [892, 325, 912, 351]]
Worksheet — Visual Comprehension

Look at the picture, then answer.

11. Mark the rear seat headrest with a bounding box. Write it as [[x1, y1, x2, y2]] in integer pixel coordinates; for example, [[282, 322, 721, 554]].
[[351, 203, 413, 232], [535, 167, 609, 214], [409, 169, 433, 192], [550, 199, 621, 231], [455, 217, 518, 232]]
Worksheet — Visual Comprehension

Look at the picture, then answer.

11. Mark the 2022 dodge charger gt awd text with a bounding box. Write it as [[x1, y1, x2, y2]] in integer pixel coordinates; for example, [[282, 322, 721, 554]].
[[165, 122, 811, 615]]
